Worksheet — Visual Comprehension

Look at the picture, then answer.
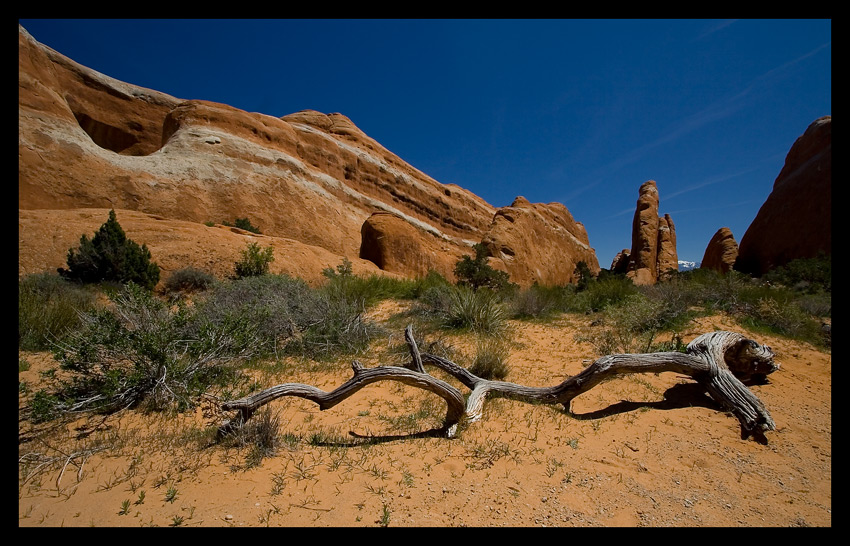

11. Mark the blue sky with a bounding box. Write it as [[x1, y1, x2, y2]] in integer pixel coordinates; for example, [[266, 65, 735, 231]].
[[19, 19, 831, 267]]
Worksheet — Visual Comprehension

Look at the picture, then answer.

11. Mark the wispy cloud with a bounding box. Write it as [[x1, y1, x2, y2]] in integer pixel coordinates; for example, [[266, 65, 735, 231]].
[[606, 206, 637, 219], [664, 166, 761, 201], [663, 199, 761, 216], [590, 40, 830, 186], [694, 20, 738, 41]]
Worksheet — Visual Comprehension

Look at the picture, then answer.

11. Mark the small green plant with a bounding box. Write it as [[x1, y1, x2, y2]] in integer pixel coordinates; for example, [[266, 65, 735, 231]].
[[234, 241, 275, 278], [170, 515, 184, 526], [165, 486, 178, 503], [29, 390, 61, 423], [118, 499, 131, 515], [135, 490, 146, 505], [379, 503, 391, 527], [58, 209, 160, 290], [219, 407, 282, 468]]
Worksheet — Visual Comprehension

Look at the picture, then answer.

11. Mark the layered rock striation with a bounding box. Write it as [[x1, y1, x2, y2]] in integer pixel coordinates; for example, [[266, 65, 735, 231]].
[[18, 25, 599, 288], [481, 197, 600, 286]]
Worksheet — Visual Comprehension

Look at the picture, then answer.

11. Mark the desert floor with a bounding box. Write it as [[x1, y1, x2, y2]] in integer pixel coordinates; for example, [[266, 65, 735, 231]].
[[18, 302, 831, 527]]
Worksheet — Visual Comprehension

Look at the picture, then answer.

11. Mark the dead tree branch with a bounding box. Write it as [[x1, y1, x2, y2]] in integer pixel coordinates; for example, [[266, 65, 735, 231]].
[[220, 328, 779, 442]]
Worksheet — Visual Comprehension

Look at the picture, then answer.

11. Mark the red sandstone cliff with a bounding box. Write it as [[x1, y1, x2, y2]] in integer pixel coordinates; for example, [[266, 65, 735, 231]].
[[18, 24, 599, 287], [735, 116, 831, 276]]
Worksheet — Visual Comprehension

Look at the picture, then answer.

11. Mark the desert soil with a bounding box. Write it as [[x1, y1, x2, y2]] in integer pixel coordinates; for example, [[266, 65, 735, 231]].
[[18, 302, 831, 527]]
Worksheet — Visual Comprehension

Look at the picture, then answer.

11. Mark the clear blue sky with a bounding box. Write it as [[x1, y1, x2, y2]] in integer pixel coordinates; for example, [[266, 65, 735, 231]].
[[19, 19, 831, 267]]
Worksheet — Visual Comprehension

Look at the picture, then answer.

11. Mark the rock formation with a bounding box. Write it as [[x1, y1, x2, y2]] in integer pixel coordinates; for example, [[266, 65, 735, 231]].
[[18, 24, 599, 288], [359, 212, 463, 280], [610, 250, 631, 275], [624, 181, 678, 285], [656, 214, 679, 280], [701, 227, 739, 274], [480, 197, 601, 287], [735, 116, 831, 276], [18, 208, 391, 286]]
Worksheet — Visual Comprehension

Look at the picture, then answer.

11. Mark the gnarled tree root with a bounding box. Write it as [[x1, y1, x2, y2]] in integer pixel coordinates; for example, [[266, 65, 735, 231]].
[[221, 327, 779, 443]]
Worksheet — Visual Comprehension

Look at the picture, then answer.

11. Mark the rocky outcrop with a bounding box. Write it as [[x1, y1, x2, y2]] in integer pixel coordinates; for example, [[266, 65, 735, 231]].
[[624, 181, 678, 285], [735, 116, 831, 276], [656, 214, 678, 280], [18, 208, 390, 286], [359, 212, 462, 280], [701, 228, 739, 274], [610, 249, 631, 274], [18, 24, 599, 288], [18, 25, 494, 252], [480, 197, 600, 287]]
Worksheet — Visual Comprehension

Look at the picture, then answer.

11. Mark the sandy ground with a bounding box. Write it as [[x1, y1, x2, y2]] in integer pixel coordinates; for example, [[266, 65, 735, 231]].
[[18, 302, 831, 527]]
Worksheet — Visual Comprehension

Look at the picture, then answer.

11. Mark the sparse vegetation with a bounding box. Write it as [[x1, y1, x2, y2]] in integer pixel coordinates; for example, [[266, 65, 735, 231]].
[[44, 282, 256, 417], [468, 336, 511, 380], [18, 244, 831, 527], [18, 273, 99, 351], [454, 243, 513, 293], [163, 267, 216, 294], [224, 217, 262, 234], [441, 285, 507, 335]]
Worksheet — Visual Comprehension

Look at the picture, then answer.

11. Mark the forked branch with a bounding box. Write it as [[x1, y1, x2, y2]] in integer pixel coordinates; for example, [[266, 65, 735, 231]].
[[220, 328, 779, 442]]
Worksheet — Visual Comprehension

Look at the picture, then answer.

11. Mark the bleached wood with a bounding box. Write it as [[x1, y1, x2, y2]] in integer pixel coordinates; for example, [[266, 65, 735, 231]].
[[220, 327, 778, 442]]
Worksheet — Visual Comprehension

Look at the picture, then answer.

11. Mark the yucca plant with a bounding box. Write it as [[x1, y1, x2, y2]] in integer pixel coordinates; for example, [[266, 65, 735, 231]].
[[442, 286, 506, 335]]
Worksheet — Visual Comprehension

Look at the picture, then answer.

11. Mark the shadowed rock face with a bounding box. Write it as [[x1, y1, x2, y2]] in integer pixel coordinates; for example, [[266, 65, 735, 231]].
[[735, 116, 831, 276], [18, 24, 601, 288], [701, 227, 739, 274]]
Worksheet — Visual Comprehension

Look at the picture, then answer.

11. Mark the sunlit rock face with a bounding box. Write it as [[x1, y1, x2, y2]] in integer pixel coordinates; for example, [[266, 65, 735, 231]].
[[18, 24, 599, 287]]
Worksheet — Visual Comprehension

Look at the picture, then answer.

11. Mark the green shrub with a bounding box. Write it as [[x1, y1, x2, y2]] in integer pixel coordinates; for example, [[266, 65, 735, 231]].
[[48, 283, 254, 416], [192, 274, 380, 360], [508, 283, 572, 319], [408, 270, 454, 298], [224, 217, 262, 234], [573, 261, 594, 291], [19, 273, 98, 351], [565, 274, 637, 313], [234, 242, 274, 278], [163, 267, 216, 293], [762, 253, 831, 293], [441, 286, 506, 335], [58, 209, 160, 290], [736, 296, 825, 344], [454, 243, 513, 292], [321, 258, 425, 309], [190, 274, 321, 357]]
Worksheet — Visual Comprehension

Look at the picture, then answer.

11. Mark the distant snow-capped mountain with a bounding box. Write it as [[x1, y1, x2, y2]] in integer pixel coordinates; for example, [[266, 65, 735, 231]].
[[678, 260, 700, 271]]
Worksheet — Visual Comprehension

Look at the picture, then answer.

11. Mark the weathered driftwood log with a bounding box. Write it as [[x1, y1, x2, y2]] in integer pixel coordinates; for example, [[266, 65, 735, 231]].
[[220, 327, 779, 442]]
